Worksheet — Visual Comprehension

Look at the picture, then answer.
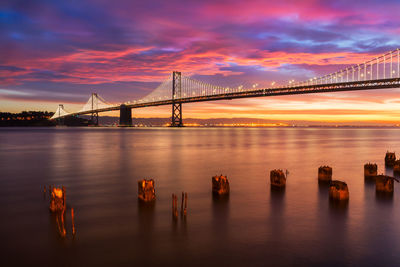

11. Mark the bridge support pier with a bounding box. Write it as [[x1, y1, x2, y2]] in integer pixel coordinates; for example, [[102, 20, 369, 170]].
[[56, 118, 65, 126], [119, 104, 132, 126], [91, 112, 99, 126], [171, 103, 183, 127]]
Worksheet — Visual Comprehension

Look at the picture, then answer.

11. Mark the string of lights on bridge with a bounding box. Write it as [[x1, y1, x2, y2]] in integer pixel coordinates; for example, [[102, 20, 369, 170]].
[[51, 48, 400, 120], [127, 48, 400, 104]]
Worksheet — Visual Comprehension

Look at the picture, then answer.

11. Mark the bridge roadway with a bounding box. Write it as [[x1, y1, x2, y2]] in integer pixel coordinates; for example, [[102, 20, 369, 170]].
[[67, 77, 400, 118]]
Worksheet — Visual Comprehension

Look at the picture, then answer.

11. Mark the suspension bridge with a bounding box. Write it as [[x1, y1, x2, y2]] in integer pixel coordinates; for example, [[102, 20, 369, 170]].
[[51, 49, 400, 126]]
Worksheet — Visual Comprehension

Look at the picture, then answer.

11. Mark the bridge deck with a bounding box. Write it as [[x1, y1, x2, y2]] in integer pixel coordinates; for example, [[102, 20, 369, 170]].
[[59, 78, 400, 118]]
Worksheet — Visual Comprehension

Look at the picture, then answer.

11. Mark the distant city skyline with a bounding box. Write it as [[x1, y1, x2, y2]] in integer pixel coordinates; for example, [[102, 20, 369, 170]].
[[1, 0, 400, 124]]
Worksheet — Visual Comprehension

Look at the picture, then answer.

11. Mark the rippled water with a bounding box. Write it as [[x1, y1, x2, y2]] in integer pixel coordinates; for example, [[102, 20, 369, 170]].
[[1, 127, 400, 266]]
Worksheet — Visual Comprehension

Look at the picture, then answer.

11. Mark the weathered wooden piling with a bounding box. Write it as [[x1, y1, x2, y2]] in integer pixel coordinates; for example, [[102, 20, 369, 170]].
[[49, 187, 65, 212], [62, 186, 66, 210], [375, 175, 396, 194], [212, 175, 230, 195], [56, 215, 66, 237], [364, 163, 378, 179], [180, 192, 188, 216], [385, 151, 396, 167], [393, 160, 400, 175], [181, 192, 184, 214], [71, 208, 76, 236], [318, 166, 332, 182], [329, 180, 349, 201], [172, 194, 178, 218], [138, 179, 156, 202], [270, 169, 286, 188], [184, 192, 187, 216]]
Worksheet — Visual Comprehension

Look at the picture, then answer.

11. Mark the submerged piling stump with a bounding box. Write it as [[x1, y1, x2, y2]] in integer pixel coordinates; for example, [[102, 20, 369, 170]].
[[364, 163, 378, 179], [375, 175, 395, 194], [212, 175, 230, 195], [270, 169, 286, 188], [385, 151, 396, 167], [318, 166, 332, 182], [329, 180, 349, 201], [138, 179, 156, 202]]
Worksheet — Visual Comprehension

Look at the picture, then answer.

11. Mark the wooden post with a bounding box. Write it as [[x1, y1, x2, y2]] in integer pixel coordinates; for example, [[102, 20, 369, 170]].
[[364, 163, 378, 179], [385, 151, 396, 167], [172, 194, 178, 218], [181, 192, 184, 215], [212, 175, 230, 195], [376, 175, 395, 193], [270, 169, 287, 188], [71, 208, 76, 236], [318, 166, 332, 182], [175, 194, 178, 218], [184, 192, 187, 216], [56, 213, 66, 238], [172, 194, 174, 215], [329, 180, 349, 201], [62, 186, 66, 210], [138, 179, 156, 202]]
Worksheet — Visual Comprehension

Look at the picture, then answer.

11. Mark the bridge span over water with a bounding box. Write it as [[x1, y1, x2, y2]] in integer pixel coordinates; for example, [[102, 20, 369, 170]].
[[51, 49, 400, 126]]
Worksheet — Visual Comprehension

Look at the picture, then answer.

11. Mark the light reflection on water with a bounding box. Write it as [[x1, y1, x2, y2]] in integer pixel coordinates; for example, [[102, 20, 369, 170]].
[[1, 127, 400, 266]]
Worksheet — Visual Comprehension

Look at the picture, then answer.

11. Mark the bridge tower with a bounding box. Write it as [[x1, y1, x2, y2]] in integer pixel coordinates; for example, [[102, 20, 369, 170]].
[[56, 104, 65, 125], [171, 71, 183, 127], [90, 93, 99, 126], [119, 104, 132, 126]]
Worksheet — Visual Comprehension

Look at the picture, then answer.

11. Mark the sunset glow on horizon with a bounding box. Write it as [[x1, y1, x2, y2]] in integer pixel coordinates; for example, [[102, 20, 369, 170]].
[[1, 0, 400, 124]]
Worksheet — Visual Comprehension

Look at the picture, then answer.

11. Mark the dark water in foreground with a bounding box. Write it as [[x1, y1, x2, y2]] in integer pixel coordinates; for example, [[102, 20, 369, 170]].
[[1, 127, 400, 266]]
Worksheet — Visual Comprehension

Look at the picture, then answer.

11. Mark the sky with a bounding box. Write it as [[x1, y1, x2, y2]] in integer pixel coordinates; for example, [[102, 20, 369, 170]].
[[1, 0, 400, 124]]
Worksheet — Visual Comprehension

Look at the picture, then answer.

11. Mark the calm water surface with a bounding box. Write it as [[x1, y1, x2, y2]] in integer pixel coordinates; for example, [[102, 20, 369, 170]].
[[1, 127, 400, 266]]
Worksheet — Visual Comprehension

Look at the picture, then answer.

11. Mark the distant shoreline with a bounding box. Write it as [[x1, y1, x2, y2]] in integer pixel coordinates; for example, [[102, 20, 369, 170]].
[[2, 125, 400, 129], [1, 111, 399, 128]]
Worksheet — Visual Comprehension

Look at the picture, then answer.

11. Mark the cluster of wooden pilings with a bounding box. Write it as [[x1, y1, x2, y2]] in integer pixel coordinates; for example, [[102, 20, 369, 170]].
[[364, 151, 400, 195], [172, 192, 187, 220], [316, 166, 349, 201], [137, 179, 189, 220], [137, 151, 400, 215], [44, 185, 76, 238]]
